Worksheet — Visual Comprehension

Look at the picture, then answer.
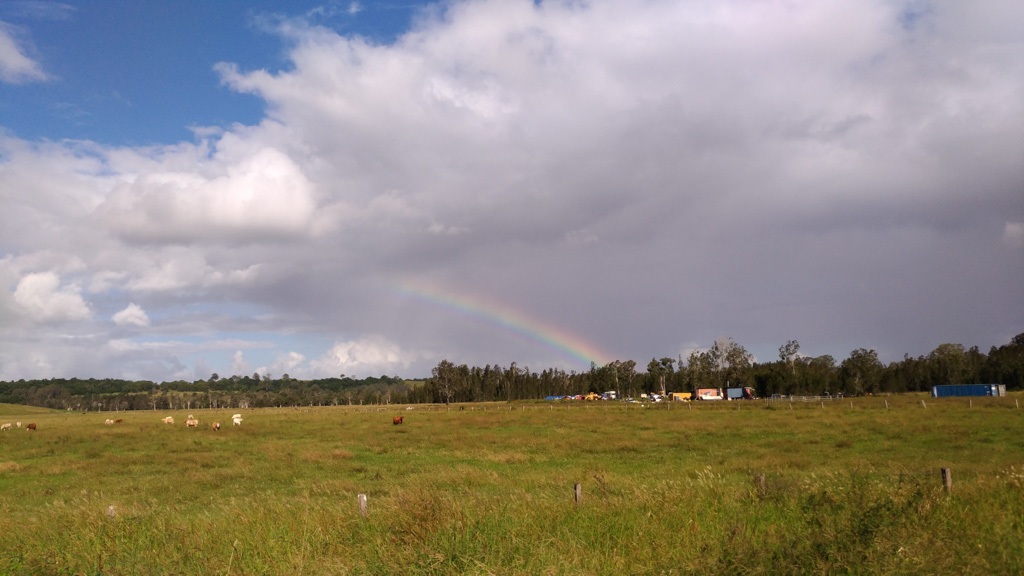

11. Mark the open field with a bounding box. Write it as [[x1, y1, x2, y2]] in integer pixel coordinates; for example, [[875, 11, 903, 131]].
[[1, 395, 1023, 575]]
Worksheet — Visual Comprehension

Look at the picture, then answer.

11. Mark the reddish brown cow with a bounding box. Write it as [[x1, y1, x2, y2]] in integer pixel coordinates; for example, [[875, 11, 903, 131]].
[[392, 416, 404, 425], [212, 422, 221, 431], [26, 423, 36, 431], [115, 419, 123, 424]]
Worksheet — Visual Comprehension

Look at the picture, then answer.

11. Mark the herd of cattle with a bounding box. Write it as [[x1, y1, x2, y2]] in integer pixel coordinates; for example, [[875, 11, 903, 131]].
[[4, 412, 408, 431], [156, 413, 244, 429], [1, 414, 246, 433]]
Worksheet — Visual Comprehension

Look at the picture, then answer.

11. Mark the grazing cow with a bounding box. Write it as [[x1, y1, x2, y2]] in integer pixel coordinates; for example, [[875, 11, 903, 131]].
[[211, 422, 220, 431], [393, 416, 404, 425], [26, 423, 36, 431], [0, 423, 11, 431], [104, 419, 114, 426], [186, 418, 199, 428], [232, 414, 243, 426], [16, 422, 21, 428], [115, 419, 123, 424], [162, 416, 175, 424]]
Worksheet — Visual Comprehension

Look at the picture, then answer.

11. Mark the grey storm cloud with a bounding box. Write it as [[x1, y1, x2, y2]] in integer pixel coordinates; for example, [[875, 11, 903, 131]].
[[0, 0, 1021, 381]]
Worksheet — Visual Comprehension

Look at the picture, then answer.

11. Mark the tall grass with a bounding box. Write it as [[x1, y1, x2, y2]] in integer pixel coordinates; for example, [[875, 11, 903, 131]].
[[1, 396, 1022, 574]]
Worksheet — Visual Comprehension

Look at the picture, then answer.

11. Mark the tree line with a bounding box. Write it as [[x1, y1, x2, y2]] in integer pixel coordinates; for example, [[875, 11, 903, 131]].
[[0, 373, 413, 412], [1, 334, 1021, 411], [411, 334, 1024, 404]]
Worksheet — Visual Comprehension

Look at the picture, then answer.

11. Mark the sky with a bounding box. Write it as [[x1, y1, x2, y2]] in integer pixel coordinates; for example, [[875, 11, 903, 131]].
[[0, 0, 1021, 382]]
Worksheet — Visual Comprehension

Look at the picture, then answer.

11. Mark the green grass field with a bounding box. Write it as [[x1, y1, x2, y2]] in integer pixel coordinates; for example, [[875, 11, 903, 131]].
[[1, 395, 1022, 575]]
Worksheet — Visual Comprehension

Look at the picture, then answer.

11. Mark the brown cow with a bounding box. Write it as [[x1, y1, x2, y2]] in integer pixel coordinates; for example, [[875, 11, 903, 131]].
[[392, 416, 404, 425], [26, 423, 36, 431], [211, 422, 221, 431], [115, 419, 124, 424]]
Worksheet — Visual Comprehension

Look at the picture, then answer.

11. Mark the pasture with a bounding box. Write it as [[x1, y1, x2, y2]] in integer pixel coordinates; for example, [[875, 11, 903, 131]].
[[1, 395, 1022, 575]]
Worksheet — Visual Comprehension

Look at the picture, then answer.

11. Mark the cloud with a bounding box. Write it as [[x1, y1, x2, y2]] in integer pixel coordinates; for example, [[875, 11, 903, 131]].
[[96, 147, 319, 245], [3, 2, 76, 21], [12, 271, 90, 323], [0, 0, 1021, 381], [311, 336, 420, 378], [0, 21, 47, 83], [1004, 222, 1024, 250], [231, 350, 252, 376], [112, 303, 150, 327], [268, 351, 306, 377]]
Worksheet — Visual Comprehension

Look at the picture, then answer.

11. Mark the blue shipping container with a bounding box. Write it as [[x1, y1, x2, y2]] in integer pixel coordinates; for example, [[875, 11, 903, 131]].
[[931, 384, 998, 398]]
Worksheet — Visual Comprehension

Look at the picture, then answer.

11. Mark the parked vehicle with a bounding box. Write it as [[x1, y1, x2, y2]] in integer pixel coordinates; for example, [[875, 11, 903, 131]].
[[931, 384, 1006, 398], [726, 387, 757, 400], [696, 388, 724, 401]]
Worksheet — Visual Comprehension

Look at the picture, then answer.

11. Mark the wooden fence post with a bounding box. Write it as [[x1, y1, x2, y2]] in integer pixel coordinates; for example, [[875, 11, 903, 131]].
[[358, 493, 368, 517], [941, 468, 952, 492], [921, 400, 927, 409], [107, 505, 116, 519], [574, 483, 582, 505], [754, 474, 765, 500], [884, 399, 888, 409]]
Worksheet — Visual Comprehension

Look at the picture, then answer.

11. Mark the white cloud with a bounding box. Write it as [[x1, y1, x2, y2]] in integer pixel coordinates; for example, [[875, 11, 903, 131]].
[[1004, 222, 1024, 250], [231, 350, 251, 376], [311, 336, 418, 378], [268, 351, 307, 377], [0, 22, 47, 83], [96, 147, 318, 245], [12, 272, 91, 323], [122, 249, 261, 292], [112, 303, 150, 327], [0, 0, 1021, 381]]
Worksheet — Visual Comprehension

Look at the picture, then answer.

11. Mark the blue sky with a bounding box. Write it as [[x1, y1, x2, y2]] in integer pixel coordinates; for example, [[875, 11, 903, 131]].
[[1, 1, 432, 145], [0, 0, 1022, 382]]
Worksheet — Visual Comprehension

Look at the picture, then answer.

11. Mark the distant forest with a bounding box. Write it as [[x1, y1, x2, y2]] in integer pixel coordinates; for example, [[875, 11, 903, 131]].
[[2, 334, 1022, 411]]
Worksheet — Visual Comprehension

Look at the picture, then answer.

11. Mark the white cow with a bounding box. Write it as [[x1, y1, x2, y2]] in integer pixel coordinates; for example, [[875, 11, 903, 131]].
[[162, 416, 175, 424], [232, 414, 243, 426], [104, 419, 114, 426], [186, 418, 199, 428], [0, 423, 11, 431], [16, 422, 21, 428]]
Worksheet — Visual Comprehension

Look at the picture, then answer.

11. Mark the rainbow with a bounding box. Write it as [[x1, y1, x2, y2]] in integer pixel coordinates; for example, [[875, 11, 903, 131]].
[[394, 283, 614, 368]]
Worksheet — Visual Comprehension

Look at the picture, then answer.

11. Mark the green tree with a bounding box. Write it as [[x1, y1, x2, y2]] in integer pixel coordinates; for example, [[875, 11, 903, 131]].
[[928, 343, 966, 386], [840, 349, 882, 395]]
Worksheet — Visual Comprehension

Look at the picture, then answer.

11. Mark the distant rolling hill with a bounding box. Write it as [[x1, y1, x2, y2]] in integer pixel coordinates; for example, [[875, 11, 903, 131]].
[[0, 403, 55, 416]]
